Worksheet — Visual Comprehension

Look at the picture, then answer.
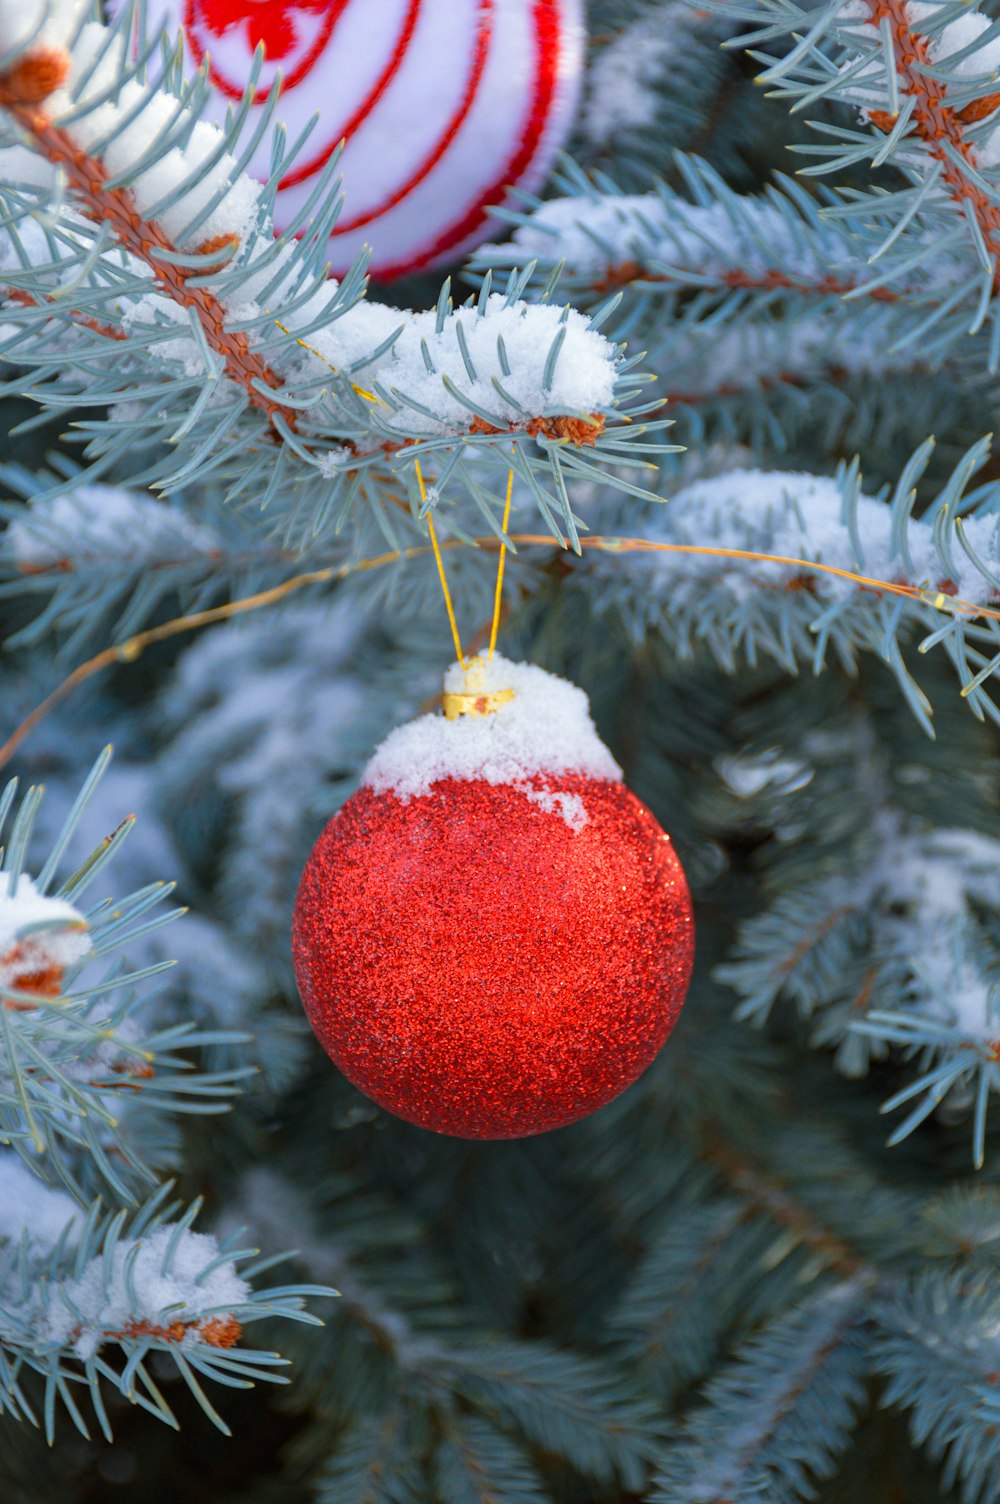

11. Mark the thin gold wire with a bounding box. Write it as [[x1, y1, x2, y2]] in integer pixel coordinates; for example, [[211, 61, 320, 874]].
[[4, 534, 998, 771], [414, 457, 466, 668], [488, 460, 515, 662], [268, 313, 378, 403]]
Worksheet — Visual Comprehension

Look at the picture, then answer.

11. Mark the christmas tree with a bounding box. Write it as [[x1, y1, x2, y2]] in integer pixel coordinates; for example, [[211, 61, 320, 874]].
[[2, 1, 1000, 1500]]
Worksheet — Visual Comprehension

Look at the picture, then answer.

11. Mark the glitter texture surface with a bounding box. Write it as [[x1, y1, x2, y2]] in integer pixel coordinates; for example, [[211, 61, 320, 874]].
[[291, 775, 695, 1139]]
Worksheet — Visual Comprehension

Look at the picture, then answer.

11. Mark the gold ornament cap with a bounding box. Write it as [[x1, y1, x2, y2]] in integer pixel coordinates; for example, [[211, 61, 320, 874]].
[[441, 655, 516, 720]]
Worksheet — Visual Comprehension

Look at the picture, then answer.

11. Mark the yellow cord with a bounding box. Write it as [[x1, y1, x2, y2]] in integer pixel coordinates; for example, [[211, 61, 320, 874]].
[[487, 462, 515, 662], [415, 457, 466, 668], [273, 300, 513, 671], [268, 313, 378, 403], [6, 533, 1000, 771], [274, 312, 511, 668]]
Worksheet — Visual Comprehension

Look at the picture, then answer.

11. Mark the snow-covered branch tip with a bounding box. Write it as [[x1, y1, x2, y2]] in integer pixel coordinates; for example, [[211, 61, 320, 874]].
[[0, 1159, 334, 1437], [0, 750, 255, 1198]]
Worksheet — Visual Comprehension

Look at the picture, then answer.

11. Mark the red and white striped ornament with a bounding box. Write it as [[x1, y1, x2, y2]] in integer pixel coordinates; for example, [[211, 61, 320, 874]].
[[134, 0, 585, 279]]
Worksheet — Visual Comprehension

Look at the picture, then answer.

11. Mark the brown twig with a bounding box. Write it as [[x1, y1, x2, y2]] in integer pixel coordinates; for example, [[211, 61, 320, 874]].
[[2, 532, 996, 772], [95, 1315, 242, 1349], [468, 413, 606, 445], [863, 0, 1000, 288], [592, 262, 903, 300], [780, 906, 856, 976]]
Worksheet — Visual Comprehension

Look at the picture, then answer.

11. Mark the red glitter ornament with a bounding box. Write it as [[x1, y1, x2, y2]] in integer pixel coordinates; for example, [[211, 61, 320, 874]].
[[292, 666, 694, 1138]]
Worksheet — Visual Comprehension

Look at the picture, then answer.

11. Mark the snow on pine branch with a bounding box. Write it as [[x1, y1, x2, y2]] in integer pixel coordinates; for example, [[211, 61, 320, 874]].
[[472, 159, 975, 430], [713, 710, 1000, 1163], [3, 483, 217, 571], [583, 452, 1000, 725], [5, 727, 281, 1058], [477, 163, 889, 295], [0, 2, 637, 526], [585, 7, 689, 144], [0, 1156, 251, 1358], [0, 870, 89, 994], [38, 1221, 250, 1362], [653, 312, 923, 410], [0, 1151, 329, 1436], [0, 773, 333, 1431], [0, 754, 252, 1200], [710, 0, 1000, 326], [620, 467, 999, 604], [472, 154, 981, 398], [0, 476, 298, 656], [878, 826, 1000, 1040], [721, 816, 1000, 1040], [0, 1151, 81, 1246]]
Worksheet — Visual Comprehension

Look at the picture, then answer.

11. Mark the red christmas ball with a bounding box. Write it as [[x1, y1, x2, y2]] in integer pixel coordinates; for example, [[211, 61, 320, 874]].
[[292, 659, 694, 1139]]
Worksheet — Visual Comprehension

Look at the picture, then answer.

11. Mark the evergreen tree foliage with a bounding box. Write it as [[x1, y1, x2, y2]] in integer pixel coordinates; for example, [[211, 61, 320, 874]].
[[2, 1, 1000, 1501]]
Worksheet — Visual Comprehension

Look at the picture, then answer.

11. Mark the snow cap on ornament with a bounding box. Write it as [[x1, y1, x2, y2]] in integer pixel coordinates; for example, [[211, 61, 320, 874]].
[[292, 655, 695, 1140], [131, 0, 585, 278], [363, 654, 622, 820], [0, 872, 90, 1001]]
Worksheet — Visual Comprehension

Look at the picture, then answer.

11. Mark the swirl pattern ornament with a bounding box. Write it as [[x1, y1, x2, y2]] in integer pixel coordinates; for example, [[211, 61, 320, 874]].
[[134, 0, 585, 278]]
